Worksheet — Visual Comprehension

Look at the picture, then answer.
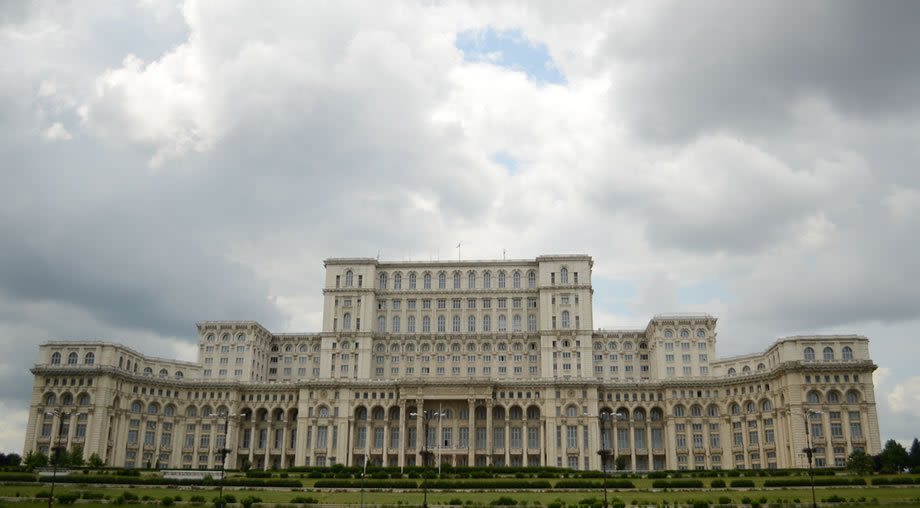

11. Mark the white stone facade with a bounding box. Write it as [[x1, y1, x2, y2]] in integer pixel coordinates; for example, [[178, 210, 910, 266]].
[[24, 255, 881, 471]]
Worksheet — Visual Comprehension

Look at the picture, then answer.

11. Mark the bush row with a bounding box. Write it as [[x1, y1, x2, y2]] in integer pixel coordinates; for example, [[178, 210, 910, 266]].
[[554, 480, 635, 489], [763, 477, 866, 487], [871, 477, 920, 485], [651, 479, 704, 488], [0, 473, 38, 482], [45, 475, 301, 487]]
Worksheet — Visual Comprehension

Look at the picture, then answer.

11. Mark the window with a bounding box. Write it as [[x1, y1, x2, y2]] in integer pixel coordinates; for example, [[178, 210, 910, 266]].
[[842, 346, 853, 360], [343, 313, 352, 331], [84, 352, 95, 365], [513, 271, 521, 288], [498, 315, 507, 332], [437, 316, 446, 333], [560, 267, 568, 284], [438, 272, 446, 289], [468, 316, 476, 332], [67, 352, 78, 365], [422, 316, 431, 333], [528, 271, 536, 288], [392, 316, 401, 333], [527, 315, 537, 332], [424, 273, 431, 289], [409, 272, 417, 289], [483, 315, 491, 332], [483, 272, 491, 288], [345, 270, 353, 287], [804, 347, 815, 361], [452, 315, 461, 332], [561, 310, 570, 329], [408, 316, 416, 333], [823, 347, 835, 361]]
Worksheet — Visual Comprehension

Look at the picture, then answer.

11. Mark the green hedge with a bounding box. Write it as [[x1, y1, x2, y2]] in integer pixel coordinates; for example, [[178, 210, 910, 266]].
[[428, 480, 552, 489], [871, 477, 920, 485], [709, 479, 726, 488], [763, 478, 865, 487], [729, 479, 755, 488], [554, 479, 635, 489], [48, 475, 300, 487], [313, 479, 418, 489], [0, 473, 38, 482], [651, 479, 704, 488]]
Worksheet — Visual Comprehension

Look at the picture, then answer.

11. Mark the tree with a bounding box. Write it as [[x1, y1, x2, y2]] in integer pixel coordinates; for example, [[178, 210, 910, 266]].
[[88, 453, 105, 469], [846, 450, 874, 475], [909, 438, 920, 470], [240, 458, 252, 472], [614, 455, 629, 472], [880, 439, 910, 473], [0, 453, 22, 467], [24, 450, 48, 469], [68, 447, 84, 467]]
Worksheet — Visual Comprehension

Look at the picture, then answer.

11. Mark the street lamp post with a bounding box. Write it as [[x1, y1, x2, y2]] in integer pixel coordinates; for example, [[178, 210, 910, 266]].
[[800, 409, 822, 508], [410, 409, 445, 508], [359, 452, 368, 508], [44, 408, 81, 508], [597, 411, 626, 508], [208, 412, 237, 508]]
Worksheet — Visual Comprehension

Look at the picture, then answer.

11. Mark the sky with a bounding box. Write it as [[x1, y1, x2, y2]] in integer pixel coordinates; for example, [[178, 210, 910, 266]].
[[1, 0, 919, 454]]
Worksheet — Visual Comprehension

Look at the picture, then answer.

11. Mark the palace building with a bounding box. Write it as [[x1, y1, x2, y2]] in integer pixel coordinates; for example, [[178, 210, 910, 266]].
[[24, 255, 881, 471]]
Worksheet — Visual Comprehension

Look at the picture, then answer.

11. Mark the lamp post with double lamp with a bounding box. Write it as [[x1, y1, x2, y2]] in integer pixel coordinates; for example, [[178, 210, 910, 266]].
[[409, 409, 445, 508], [44, 408, 82, 508], [596, 410, 627, 508], [207, 412, 237, 508], [799, 408, 823, 508]]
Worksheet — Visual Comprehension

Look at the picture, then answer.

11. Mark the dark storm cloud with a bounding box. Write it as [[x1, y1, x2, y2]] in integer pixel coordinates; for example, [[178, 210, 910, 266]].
[[608, 1, 920, 141]]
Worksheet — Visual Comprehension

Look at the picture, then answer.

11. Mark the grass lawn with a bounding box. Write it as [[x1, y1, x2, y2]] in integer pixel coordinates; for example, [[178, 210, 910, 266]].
[[3, 482, 920, 506]]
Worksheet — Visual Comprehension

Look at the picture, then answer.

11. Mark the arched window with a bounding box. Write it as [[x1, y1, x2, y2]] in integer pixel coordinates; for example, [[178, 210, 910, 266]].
[[61, 393, 73, 405], [762, 400, 773, 411], [392, 316, 401, 333], [378, 316, 386, 332], [438, 272, 446, 289], [483, 315, 491, 332], [453, 272, 461, 289], [846, 390, 859, 404], [409, 272, 417, 289], [67, 352, 78, 365], [498, 271, 506, 288], [483, 272, 491, 289], [691, 405, 702, 417], [175, 371, 183, 379], [527, 271, 536, 289], [319, 406, 329, 418], [345, 270, 354, 287], [45, 393, 56, 405], [757, 363, 766, 371], [408, 315, 417, 333], [746, 401, 755, 413], [148, 403, 159, 414], [527, 315, 537, 332], [823, 347, 835, 361], [468, 272, 476, 288], [159, 368, 168, 378], [742, 365, 751, 374], [393, 273, 402, 289], [513, 271, 521, 288], [143, 367, 153, 376], [468, 316, 476, 332], [707, 405, 719, 417], [842, 346, 853, 360], [566, 405, 578, 417], [78, 393, 91, 405], [498, 315, 507, 332], [379, 273, 387, 289], [343, 313, 352, 331], [164, 404, 175, 416], [51, 352, 61, 365], [84, 352, 95, 365], [728, 367, 736, 376], [132, 401, 143, 413], [424, 273, 432, 289], [561, 310, 570, 329], [730, 403, 740, 415], [827, 391, 840, 403], [560, 267, 568, 284], [673, 405, 685, 417], [452, 315, 460, 332], [437, 316, 446, 332], [804, 347, 815, 361], [806, 391, 821, 404], [185, 406, 197, 417], [422, 316, 431, 333], [512, 315, 522, 332]]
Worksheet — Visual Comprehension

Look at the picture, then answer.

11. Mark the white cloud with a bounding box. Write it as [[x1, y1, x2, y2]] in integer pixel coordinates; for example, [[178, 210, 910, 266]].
[[888, 376, 920, 417], [43, 122, 71, 141], [0, 401, 28, 453]]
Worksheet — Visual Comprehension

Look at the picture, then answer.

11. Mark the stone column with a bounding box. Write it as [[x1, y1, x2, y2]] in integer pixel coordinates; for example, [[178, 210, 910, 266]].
[[628, 419, 636, 471], [539, 420, 546, 466], [467, 399, 475, 465], [415, 400, 424, 466], [504, 419, 511, 466], [646, 424, 653, 471], [486, 401, 493, 465], [280, 425, 287, 469], [398, 400, 407, 468], [522, 417, 529, 467]]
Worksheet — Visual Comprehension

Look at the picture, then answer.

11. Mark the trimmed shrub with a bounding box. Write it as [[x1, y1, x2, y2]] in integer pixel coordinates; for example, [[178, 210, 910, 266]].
[[0, 473, 38, 482], [710, 479, 726, 488], [554, 479, 634, 489], [651, 479, 704, 488], [491, 497, 518, 506], [763, 478, 864, 487], [730, 479, 755, 488], [56, 493, 80, 505], [161, 496, 175, 506], [290, 496, 318, 504]]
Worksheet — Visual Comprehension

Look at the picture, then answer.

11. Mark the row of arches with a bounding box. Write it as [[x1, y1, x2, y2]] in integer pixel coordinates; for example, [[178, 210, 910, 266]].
[[271, 343, 321, 353], [44, 392, 91, 406], [204, 333, 247, 343], [377, 270, 539, 291], [593, 341, 648, 351], [353, 404, 542, 421], [806, 389, 861, 405], [50, 351, 94, 366], [804, 346, 853, 362]]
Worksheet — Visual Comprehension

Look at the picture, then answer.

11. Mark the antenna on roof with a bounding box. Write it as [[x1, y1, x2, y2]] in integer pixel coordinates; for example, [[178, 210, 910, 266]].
[[503, 248, 506, 260], [456, 241, 462, 261], [376, 250, 380, 261]]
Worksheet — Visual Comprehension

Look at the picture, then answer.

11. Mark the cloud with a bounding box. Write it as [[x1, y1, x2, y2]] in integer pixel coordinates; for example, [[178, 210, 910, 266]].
[[43, 122, 71, 141], [888, 376, 920, 418]]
